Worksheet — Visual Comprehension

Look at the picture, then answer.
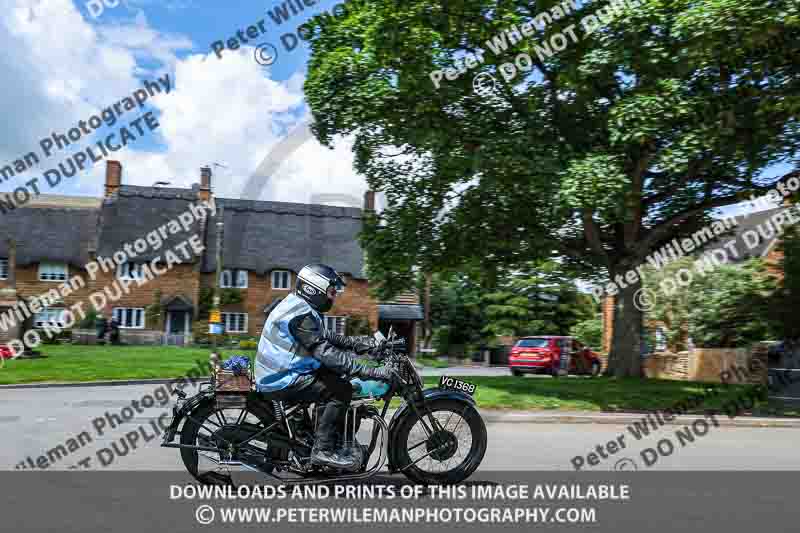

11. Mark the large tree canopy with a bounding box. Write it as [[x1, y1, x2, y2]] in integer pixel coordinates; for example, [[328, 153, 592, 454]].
[[304, 0, 800, 376]]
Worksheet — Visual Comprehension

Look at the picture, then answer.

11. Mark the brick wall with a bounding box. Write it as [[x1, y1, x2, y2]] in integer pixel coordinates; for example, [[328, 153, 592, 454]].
[[210, 271, 378, 337], [643, 347, 768, 384], [0, 263, 96, 316], [92, 263, 200, 331]]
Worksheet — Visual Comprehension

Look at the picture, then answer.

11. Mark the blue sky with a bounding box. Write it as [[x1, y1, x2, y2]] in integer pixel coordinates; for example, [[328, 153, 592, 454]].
[[0, 0, 364, 206]]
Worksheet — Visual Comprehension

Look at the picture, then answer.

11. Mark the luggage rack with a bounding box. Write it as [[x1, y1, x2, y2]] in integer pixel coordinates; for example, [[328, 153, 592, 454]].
[[210, 353, 253, 409]]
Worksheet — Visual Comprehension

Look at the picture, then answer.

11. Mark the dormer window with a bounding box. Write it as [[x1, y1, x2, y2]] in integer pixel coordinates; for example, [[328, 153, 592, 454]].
[[220, 269, 248, 288]]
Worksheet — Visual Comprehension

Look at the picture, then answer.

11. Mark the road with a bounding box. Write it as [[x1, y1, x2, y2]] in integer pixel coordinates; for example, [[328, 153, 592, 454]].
[[1, 382, 797, 472]]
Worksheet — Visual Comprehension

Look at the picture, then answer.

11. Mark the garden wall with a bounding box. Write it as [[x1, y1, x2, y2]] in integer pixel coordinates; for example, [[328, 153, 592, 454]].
[[643, 344, 768, 384]]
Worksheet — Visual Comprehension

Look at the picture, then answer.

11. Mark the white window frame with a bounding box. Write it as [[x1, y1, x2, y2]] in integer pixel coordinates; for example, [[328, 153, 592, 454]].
[[220, 269, 248, 289], [222, 312, 248, 333], [113, 307, 145, 329], [34, 308, 65, 328], [117, 262, 144, 280], [0, 258, 7, 280], [324, 316, 347, 335], [271, 270, 291, 290], [38, 262, 68, 282]]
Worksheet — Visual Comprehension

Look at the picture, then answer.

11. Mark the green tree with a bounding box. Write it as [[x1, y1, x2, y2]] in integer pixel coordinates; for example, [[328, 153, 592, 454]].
[[304, 0, 800, 376], [687, 260, 778, 347], [768, 219, 800, 346], [427, 272, 486, 352], [642, 257, 778, 349], [571, 316, 604, 350], [482, 261, 595, 337]]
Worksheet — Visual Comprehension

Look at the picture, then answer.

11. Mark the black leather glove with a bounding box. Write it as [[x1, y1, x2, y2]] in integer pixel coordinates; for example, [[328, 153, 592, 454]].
[[363, 365, 400, 386]]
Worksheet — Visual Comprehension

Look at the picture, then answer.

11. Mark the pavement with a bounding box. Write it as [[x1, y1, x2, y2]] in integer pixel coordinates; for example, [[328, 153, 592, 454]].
[[1, 381, 799, 472]]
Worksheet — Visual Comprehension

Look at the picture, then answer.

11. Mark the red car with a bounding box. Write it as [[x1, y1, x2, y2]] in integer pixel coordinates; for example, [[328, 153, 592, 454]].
[[509, 336, 601, 377]]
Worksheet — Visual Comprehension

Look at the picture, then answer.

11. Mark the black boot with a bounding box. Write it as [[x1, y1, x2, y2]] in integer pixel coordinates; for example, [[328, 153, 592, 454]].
[[310, 441, 356, 470]]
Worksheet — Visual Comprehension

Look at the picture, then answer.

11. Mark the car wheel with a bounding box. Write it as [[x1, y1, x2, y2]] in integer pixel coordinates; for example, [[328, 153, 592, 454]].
[[590, 361, 601, 377], [511, 368, 523, 377], [551, 366, 559, 378]]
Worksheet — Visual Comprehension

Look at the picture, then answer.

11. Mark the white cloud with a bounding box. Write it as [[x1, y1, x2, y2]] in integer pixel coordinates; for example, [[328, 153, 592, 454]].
[[0, 0, 367, 208]]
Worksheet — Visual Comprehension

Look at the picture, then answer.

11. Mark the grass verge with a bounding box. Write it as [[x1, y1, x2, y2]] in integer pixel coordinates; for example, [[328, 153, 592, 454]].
[[0, 345, 253, 385], [1, 346, 762, 415]]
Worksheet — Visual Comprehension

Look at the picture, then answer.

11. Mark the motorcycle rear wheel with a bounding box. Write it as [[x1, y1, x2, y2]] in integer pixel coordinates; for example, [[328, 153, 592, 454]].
[[394, 399, 487, 485], [179, 399, 278, 485]]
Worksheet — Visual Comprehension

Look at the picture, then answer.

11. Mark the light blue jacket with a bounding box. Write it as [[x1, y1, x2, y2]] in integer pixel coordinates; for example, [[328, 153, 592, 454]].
[[255, 294, 322, 392]]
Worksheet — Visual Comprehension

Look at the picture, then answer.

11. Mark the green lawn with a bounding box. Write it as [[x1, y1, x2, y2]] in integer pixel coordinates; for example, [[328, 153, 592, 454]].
[[424, 375, 752, 413], [0, 345, 761, 415], [0, 345, 254, 385]]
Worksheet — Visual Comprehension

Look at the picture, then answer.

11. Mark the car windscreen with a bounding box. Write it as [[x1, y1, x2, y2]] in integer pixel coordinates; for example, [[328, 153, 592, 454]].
[[515, 338, 550, 348]]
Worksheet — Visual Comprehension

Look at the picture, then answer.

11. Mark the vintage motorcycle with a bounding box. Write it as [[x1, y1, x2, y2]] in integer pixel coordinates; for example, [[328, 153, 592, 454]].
[[161, 329, 487, 485]]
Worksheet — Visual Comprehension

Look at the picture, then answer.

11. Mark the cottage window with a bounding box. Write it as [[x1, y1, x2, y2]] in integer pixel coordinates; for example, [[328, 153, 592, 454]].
[[222, 312, 248, 333], [0, 258, 7, 280], [117, 262, 144, 280], [271, 270, 290, 290], [113, 307, 145, 329], [39, 262, 68, 282], [324, 316, 347, 335], [34, 308, 65, 328], [220, 269, 248, 288]]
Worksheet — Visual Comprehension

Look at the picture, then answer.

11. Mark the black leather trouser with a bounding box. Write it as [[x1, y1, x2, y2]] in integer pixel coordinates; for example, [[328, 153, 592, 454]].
[[285, 368, 353, 450]]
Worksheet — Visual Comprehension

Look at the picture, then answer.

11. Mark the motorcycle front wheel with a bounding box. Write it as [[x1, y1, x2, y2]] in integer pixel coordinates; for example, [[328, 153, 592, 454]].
[[393, 399, 487, 485]]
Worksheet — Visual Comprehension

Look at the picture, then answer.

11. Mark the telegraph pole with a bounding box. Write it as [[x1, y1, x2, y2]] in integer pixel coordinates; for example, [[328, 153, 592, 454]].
[[209, 205, 224, 367]]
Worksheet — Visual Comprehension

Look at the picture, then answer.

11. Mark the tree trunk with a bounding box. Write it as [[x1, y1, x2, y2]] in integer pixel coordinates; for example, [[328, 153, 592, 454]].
[[605, 279, 644, 377]]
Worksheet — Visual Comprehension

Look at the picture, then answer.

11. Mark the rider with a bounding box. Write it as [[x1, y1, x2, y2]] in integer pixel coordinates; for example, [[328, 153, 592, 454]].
[[255, 263, 396, 470]]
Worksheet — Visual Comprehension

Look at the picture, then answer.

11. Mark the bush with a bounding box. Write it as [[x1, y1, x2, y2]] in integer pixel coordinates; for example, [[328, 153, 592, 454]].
[[239, 340, 258, 350], [570, 316, 603, 349], [78, 308, 98, 329]]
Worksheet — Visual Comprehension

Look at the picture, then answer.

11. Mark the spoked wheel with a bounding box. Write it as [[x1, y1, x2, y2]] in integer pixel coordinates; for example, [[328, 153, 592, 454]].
[[179, 400, 280, 485], [394, 399, 487, 485]]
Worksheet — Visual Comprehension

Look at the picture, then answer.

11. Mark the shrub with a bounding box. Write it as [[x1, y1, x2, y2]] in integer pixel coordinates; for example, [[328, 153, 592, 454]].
[[239, 340, 258, 350]]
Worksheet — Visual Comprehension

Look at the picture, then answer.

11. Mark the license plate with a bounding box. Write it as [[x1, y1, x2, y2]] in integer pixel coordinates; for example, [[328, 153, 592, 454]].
[[439, 376, 477, 396]]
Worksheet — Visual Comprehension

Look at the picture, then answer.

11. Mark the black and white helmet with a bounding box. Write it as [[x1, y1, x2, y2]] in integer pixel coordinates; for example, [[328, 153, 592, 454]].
[[295, 263, 346, 312]]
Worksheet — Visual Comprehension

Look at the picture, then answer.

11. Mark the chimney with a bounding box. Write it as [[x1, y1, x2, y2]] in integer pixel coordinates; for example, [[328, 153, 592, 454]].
[[199, 166, 212, 202], [363, 190, 375, 212], [105, 160, 122, 198]]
